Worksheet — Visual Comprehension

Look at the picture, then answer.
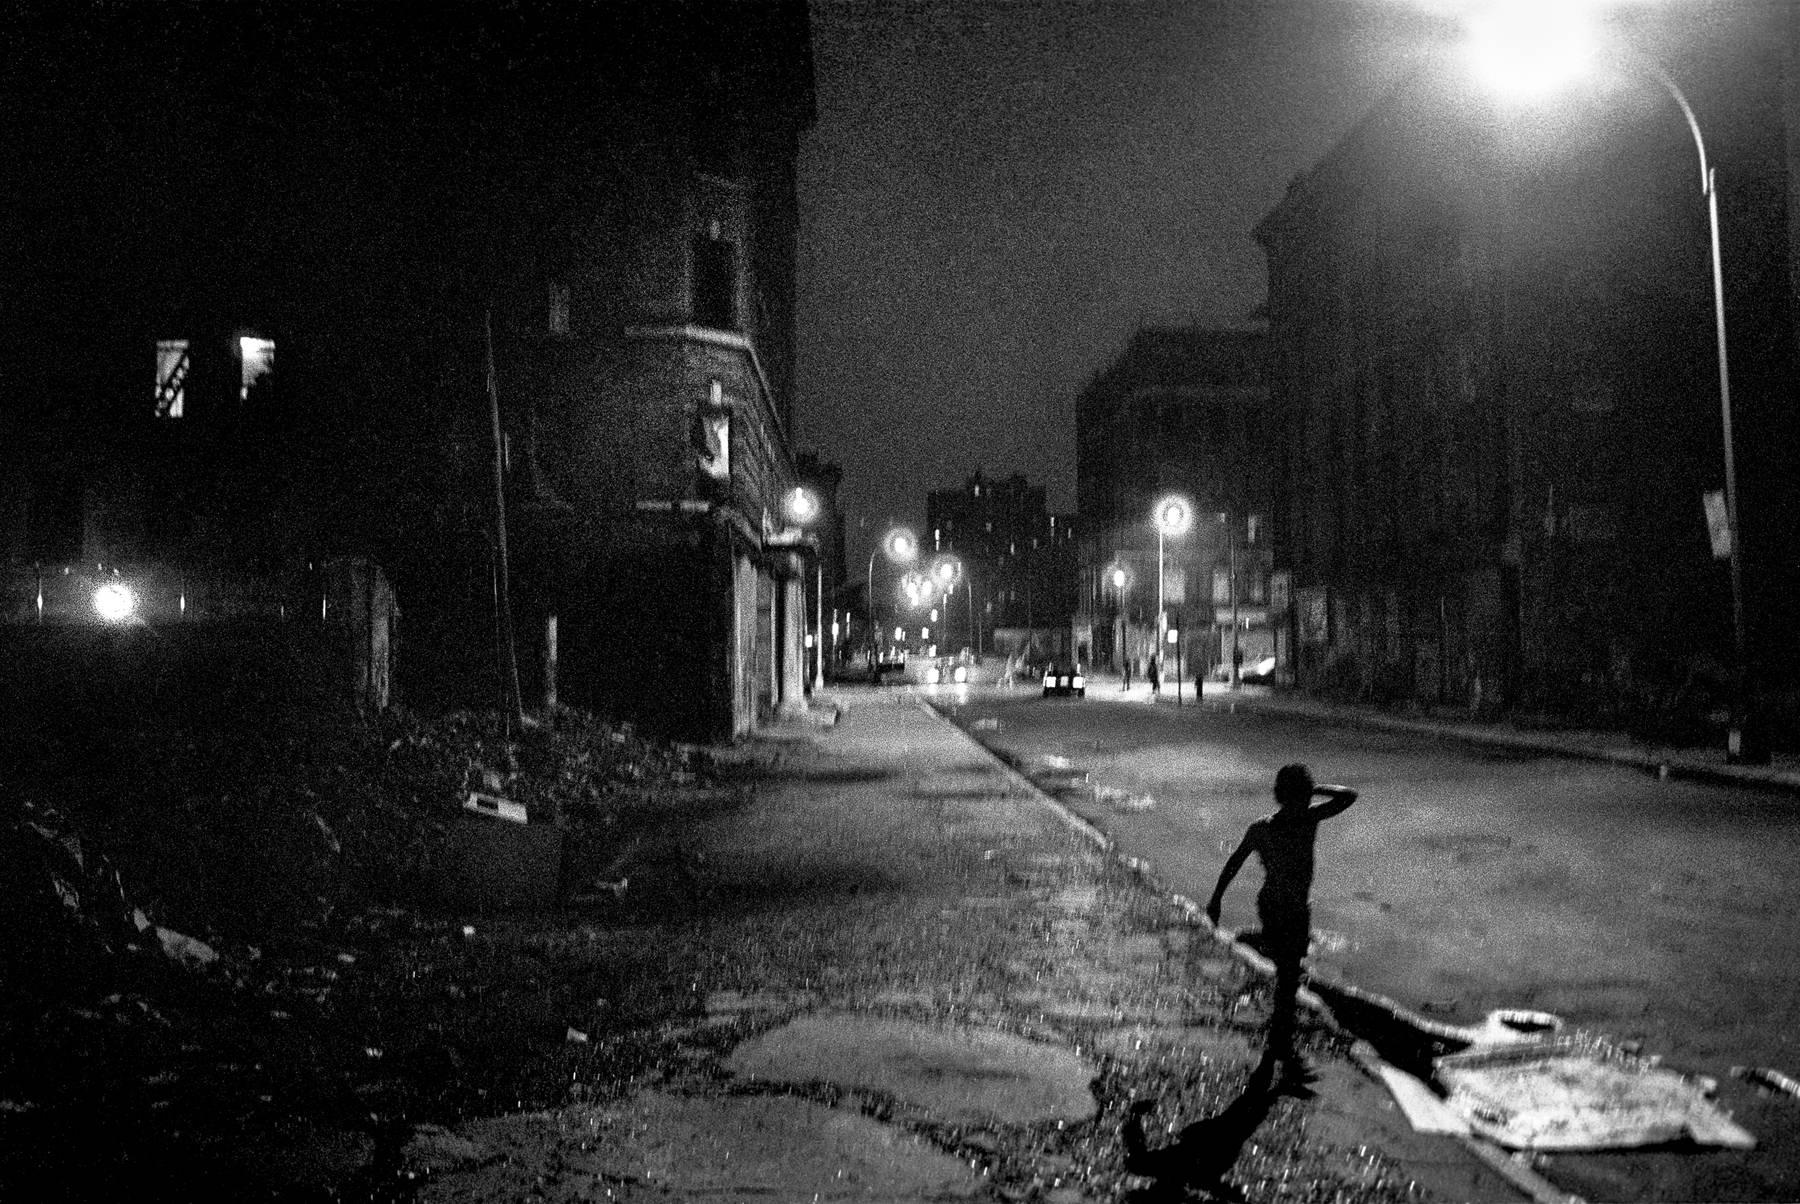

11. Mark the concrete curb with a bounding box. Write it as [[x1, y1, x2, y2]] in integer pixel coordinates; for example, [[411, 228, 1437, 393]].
[[919, 695, 1583, 1204], [1177, 690, 1800, 799]]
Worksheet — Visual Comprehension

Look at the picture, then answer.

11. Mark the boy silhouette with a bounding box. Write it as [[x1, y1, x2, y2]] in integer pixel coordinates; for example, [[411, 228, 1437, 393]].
[[1206, 763, 1357, 1079]]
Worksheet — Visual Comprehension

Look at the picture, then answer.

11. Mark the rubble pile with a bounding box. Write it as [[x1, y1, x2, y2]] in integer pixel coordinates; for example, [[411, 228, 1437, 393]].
[[0, 705, 713, 1003]]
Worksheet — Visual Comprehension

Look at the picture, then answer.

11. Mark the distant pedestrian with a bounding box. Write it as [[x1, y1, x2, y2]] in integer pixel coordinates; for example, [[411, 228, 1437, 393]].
[[1149, 655, 1161, 694], [1122, 657, 1133, 690], [1206, 763, 1358, 1080]]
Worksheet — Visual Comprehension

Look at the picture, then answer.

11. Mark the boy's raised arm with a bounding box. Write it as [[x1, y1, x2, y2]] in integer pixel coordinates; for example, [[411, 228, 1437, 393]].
[[1308, 784, 1358, 819]]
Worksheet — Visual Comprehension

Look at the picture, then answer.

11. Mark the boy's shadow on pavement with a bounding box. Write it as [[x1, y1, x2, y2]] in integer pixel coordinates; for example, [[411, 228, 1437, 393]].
[[1120, 1051, 1292, 1203]]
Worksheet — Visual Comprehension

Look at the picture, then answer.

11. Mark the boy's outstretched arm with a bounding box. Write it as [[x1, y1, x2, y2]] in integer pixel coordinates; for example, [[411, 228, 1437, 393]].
[[1205, 834, 1254, 926], [1308, 784, 1358, 819]]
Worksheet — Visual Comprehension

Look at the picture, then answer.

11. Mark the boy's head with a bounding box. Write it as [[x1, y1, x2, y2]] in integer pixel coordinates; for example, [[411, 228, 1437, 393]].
[[1274, 763, 1314, 807]]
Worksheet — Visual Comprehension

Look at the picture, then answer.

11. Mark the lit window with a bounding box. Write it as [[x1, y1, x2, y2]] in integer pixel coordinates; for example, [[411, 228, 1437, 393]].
[[239, 336, 274, 402], [155, 339, 189, 418]]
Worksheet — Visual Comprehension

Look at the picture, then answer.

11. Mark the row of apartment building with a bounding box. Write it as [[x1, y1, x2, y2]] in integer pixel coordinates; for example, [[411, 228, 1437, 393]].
[[1257, 5, 1800, 748], [0, 1, 832, 740], [1068, 4, 1800, 753]]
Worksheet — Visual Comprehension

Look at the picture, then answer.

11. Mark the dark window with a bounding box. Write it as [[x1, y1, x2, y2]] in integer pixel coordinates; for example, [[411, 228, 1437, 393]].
[[692, 235, 738, 330]]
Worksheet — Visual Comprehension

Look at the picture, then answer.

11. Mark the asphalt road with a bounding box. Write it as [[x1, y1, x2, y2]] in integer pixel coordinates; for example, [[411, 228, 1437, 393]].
[[928, 682, 1800, 1203]]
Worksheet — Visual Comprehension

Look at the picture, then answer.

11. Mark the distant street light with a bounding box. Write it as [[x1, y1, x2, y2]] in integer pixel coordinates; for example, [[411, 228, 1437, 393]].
[[929, 553, 964, 651], [1106, 561, 1133, 681], [783, 486, 825, 692], [866, 526, 918, 659], [1462, 10, 1758, 761], [1152, 496, 1192, 694]]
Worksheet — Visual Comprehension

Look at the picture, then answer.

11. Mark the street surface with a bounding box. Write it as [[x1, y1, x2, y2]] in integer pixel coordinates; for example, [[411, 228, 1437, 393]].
[[927, 680, 1800, 1203]]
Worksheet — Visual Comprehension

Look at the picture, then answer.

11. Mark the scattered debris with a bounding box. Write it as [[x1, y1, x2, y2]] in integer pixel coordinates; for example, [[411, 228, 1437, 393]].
[[463, 792, 528, 824], [1096, 786, 1156, 813], [1734, 1066, 1800, 1100], [1436, 1038, 1756, 1151], [155, 927, 219, 968]]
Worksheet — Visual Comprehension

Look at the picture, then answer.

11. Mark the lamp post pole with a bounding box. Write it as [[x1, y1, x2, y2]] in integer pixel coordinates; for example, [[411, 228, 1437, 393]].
[[1468, 17, 1759, 757], [1227, 514, 1241, 689], [866, 548, 879, 657], [1151, 497, 1191, 697], [1156, 526, 1166, 692], [813, 553, 824, 693], [1642, 62, 1751, 761]]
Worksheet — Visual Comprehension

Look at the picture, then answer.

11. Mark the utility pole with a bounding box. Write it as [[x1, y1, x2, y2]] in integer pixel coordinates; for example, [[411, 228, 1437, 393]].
[[485, 310, 525, 735]]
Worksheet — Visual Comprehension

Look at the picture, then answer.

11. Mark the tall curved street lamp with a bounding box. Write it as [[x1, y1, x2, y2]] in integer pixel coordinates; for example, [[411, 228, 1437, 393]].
[[1153, 496, 1192, 691], [866, 526, 918, 657], [929, 553, 964, 651], [1464, 12, 1756, 761], [1106, 561, 1133, 683], [783, 486, 825, 693]]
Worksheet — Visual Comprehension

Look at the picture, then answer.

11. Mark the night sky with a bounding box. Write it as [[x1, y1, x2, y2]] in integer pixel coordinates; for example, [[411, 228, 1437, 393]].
[[794, 0, 1461, 560]]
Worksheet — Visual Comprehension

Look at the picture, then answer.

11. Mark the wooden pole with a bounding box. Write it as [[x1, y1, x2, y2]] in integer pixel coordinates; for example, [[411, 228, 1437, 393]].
[[485, 310, 525, 734]]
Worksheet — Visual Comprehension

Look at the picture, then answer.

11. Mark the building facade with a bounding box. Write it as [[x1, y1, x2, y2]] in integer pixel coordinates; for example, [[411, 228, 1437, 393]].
[[1074, 327, 1279, 683], [1254, 6, 1799, 743], [924, 471, 1077, 661], [0, 1, 821, 740]]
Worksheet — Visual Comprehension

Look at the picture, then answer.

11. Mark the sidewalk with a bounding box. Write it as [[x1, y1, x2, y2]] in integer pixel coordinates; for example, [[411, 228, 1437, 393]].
[[396, 688, 1536, 1203], [1097, 674, 1800, 797]]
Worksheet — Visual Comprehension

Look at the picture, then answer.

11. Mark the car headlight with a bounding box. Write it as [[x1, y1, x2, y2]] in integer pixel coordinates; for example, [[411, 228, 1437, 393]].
[[953, 665, 968, 683], [93, 582, 137, 623], [926, 666, 941, 684], [1072, 675, 1085, 689]]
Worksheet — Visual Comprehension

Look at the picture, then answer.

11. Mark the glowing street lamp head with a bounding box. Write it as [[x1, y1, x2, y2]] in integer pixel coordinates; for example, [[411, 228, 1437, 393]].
[[1463, 1, 1598, 104], [883, 527, 918, 563], [929, 554, 961, 590], [1154, 496, 1193, 539], [782, 485, 821, 527], [1108, 564, 1131, 592], [93, 581, 136, 623]]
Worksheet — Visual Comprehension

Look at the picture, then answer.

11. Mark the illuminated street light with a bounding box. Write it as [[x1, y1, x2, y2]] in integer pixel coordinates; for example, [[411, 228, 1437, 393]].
[[1463, 1, 1597, 103], [784, 486, 825, 692], [928, 553, 964, 652], [93, 581, 136, 623], [1152, 496, 1192, 695], [866, 525, 919, 659], [1462, 13, 1758, 761]]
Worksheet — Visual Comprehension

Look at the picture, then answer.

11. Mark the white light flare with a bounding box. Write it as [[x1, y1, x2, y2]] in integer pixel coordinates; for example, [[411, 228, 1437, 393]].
[[93, 582, 137, 623], [1463, 1, 1599, 104]]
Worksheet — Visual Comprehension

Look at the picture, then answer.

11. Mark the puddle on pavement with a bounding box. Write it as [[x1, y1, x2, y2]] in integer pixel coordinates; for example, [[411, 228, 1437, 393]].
[[404, 1091, 984, 1202], [725, 1012, 1097, 1126]]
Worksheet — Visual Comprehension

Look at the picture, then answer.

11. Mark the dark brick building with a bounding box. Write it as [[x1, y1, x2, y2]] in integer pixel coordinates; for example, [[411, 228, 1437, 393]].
[[1254, 5, 1799, 744], [924, 471, 1076, 660], [1074, 326, 1278, 681], [0, 1, 822, 739]]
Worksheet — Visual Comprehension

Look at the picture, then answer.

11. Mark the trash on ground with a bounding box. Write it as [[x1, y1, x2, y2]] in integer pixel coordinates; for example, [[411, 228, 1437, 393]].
[[1435, 1038, 1756, 1151], [155, 926, 219, 968], [1734, 1066, 1800, 1099], [1370, 1060, 1471, 1136], [462, 792, 528, 824], [568, 877, 629, 905]]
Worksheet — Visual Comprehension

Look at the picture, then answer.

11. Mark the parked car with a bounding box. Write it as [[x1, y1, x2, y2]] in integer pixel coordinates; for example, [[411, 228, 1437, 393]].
[[922, 658, 969, 685], [1210, 654, 1277, 685], [1041, 663, 1085, 698]]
